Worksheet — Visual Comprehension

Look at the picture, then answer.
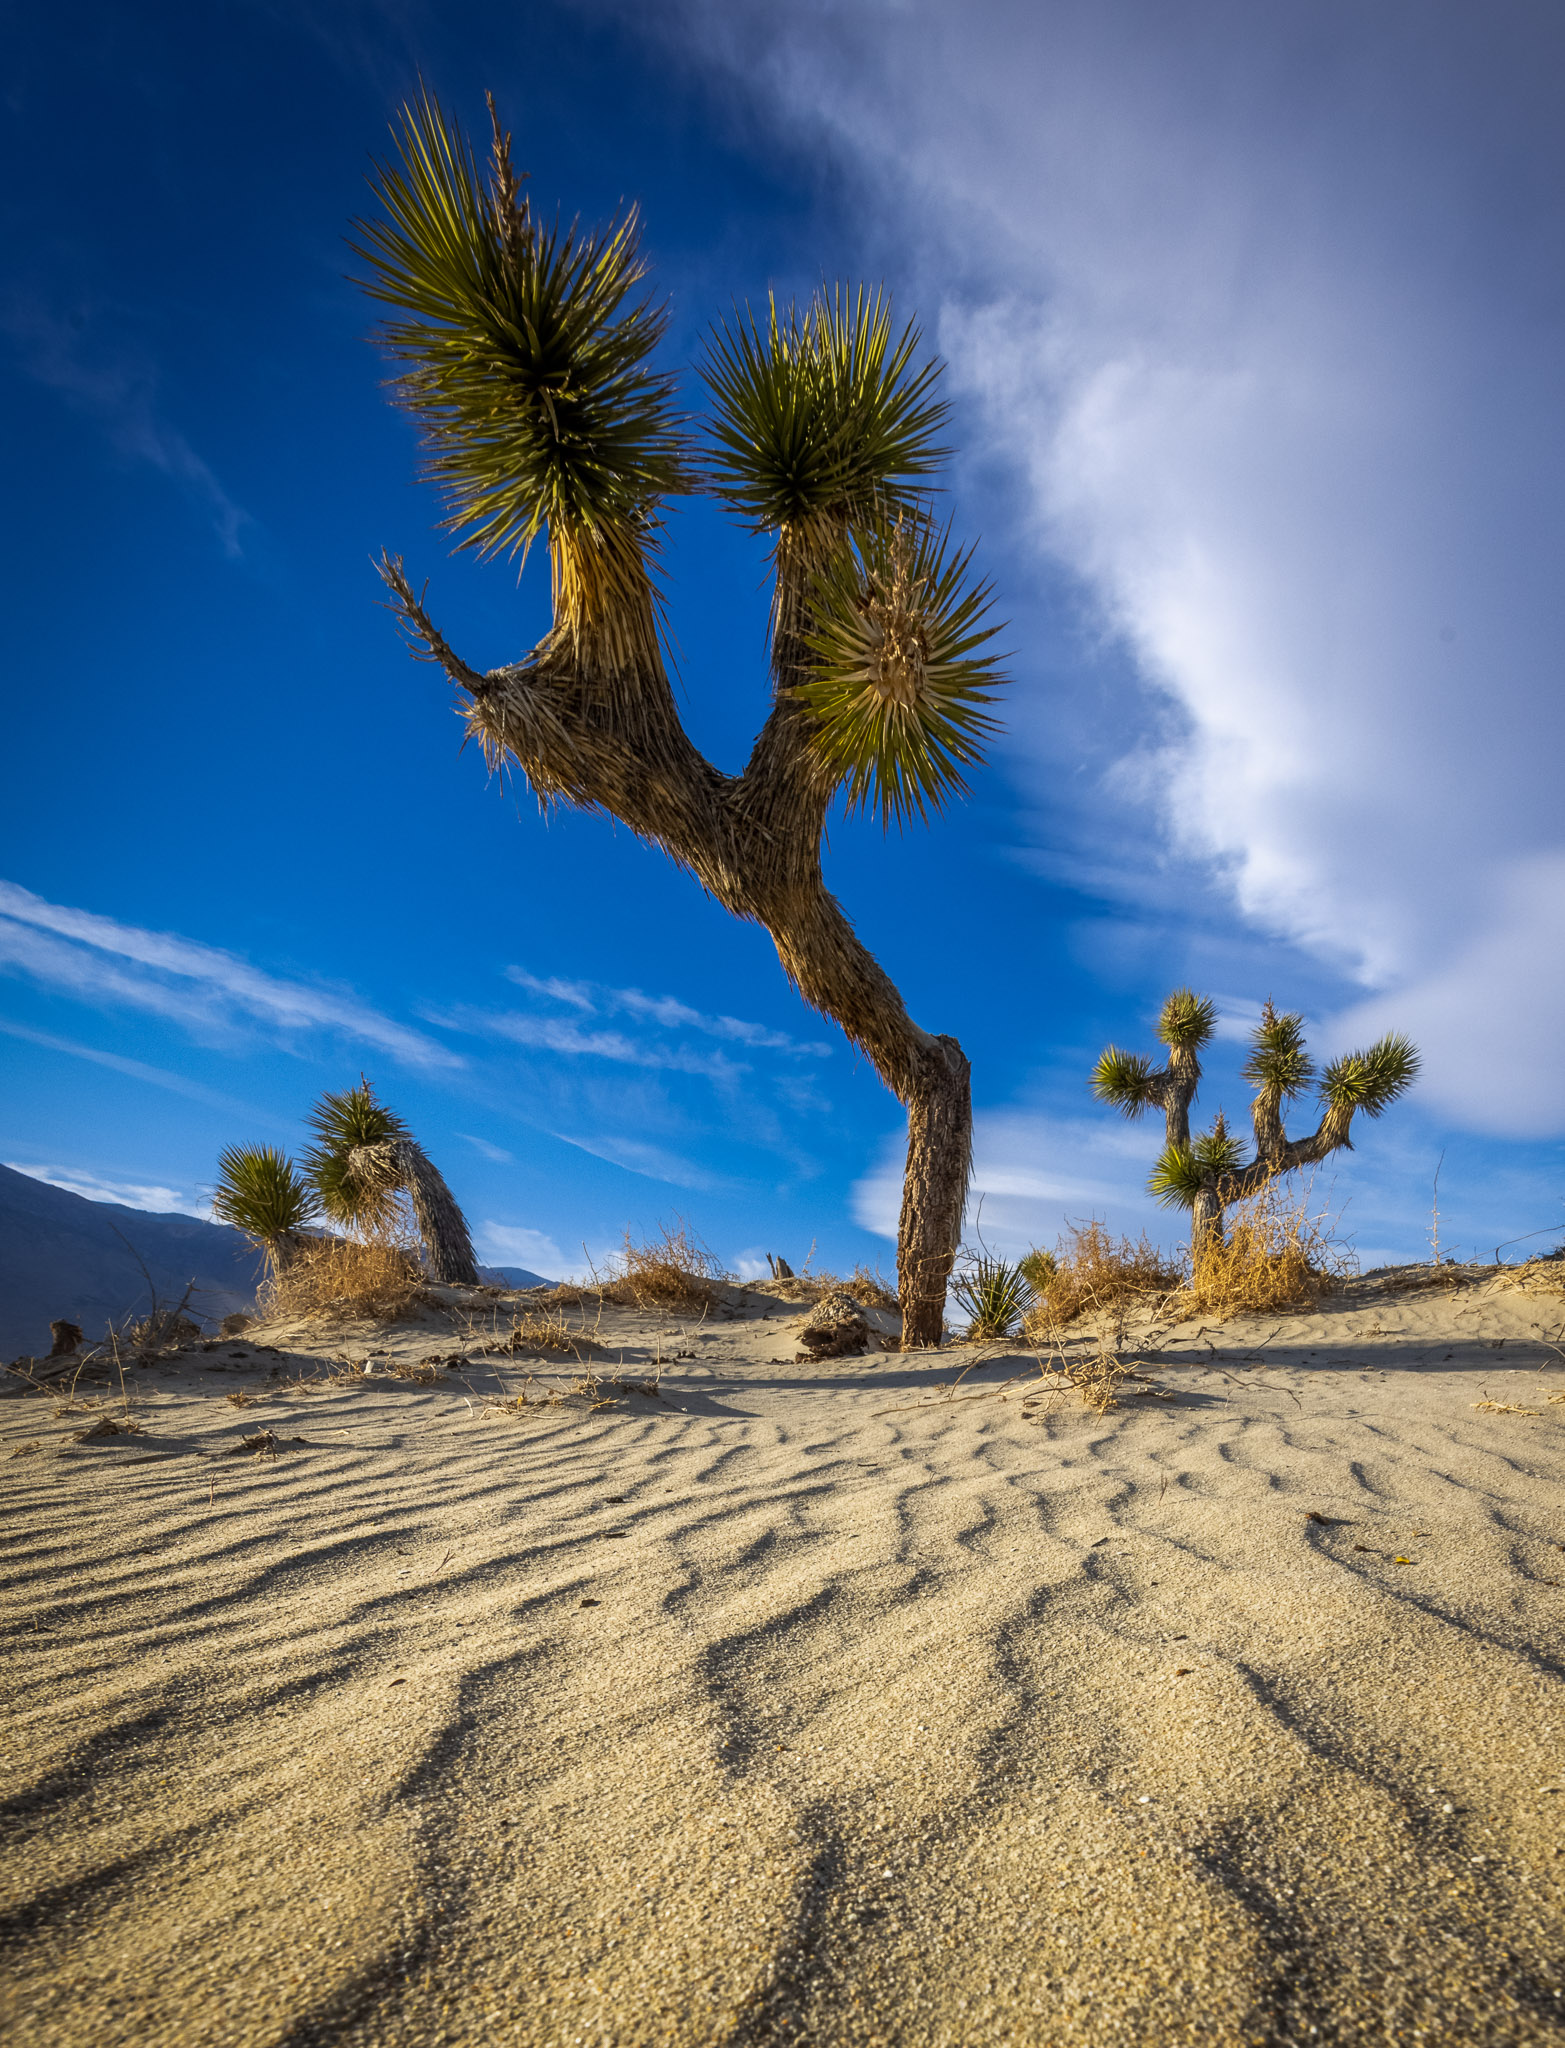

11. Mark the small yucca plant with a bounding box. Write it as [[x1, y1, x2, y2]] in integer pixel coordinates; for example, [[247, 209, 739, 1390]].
[[1019, 1247, 1058, 1294], [304, 1081, 408, 1234], [951, 1253, 1035, 1341], [302, 1079, 479, 1285], [211, 1147, 319, 1266]]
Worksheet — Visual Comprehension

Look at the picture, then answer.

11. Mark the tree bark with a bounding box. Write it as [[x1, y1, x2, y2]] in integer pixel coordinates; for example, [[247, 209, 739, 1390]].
[[897, 1036, 973, 1347], [1191, 1184, 1225, 1258]]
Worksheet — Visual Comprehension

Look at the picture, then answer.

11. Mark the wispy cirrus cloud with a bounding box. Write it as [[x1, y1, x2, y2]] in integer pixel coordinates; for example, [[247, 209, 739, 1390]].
[[550, 1126, 732, 1191], [504, 965, 831, 1055], [442, 1005, 748, 1085], [3, 299, 251, 557], [0, 1017, 273, 1119], [0, 881, 459, 1069]]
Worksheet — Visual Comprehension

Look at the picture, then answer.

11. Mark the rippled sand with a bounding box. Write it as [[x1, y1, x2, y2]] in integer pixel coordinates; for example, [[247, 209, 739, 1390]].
[[3, 1268, 1564, 2046]]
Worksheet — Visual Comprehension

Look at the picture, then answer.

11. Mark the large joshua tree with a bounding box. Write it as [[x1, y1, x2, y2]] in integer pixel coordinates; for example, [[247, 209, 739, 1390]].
[[1092, 993, 1420, 1251], [352, 93, 1005, 1347]]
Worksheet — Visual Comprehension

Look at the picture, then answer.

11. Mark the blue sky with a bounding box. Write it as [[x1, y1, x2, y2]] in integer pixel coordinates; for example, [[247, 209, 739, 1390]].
[[3, 0, 1562, 1279]]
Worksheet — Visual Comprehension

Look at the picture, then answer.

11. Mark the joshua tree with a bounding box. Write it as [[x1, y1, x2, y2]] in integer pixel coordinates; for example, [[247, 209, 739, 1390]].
[[304, 1082, 479, 1285], [351, 93, 1005, 1347], [1092, 994, 1419, 1251], [211, 1146, 320, 1271]]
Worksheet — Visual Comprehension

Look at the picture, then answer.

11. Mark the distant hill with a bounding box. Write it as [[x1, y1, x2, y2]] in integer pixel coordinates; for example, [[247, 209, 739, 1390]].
[[477, 1264, 555, 1291], [0, 1165, 261, 1361]]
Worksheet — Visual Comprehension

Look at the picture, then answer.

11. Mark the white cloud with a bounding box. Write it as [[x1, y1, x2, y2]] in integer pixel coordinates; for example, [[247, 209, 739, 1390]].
[[853, 1108, 1168, 1253], [620, 0, 1565, 1134], [0, 881, 459, 1069], [6, 1160, 200, 1215], [446, 1006, 747, 1084], [550, 1126, 729, 1191], [475, 1221, 568, 1277], [459, 1132, 515, 1163]]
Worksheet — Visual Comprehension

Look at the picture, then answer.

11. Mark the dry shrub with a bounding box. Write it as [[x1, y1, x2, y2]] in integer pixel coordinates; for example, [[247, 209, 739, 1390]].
[[1024, 1335, 1137, 1415], [849, 1263, 899, 1310], [1023, 1221, 1184, 1337], [601, 1220, 722, 1311], [1186, 1181, 1349, 1318], [262, 1235, 426, 1323], [499, 1309, 599, 1359]]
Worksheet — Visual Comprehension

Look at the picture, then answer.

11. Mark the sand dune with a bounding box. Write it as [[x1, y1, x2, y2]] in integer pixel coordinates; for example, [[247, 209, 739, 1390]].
[[3, 1267, 1563, 2045]]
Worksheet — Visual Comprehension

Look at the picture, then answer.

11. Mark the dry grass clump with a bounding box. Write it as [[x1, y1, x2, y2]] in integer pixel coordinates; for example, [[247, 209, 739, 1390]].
[[601, 1221, 722, 1311], [1185, 1182, 1349, 1318], [499, 1309, 600, 1359], [848, 1263, 898, 1310], [1022, 1221, 1185, 1337], [261, 1235, 427, 1323]]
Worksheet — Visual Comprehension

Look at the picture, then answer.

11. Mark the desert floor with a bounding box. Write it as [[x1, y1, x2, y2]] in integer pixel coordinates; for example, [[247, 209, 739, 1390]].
[[2, 1265, 1564, 2047]]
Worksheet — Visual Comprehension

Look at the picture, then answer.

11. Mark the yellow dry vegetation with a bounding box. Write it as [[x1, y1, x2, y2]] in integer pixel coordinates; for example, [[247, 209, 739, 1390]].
[[262, 1236, 426, 1323], [1022, 1221, 1184, 1337], [1186, 1180, 1348, 1318]]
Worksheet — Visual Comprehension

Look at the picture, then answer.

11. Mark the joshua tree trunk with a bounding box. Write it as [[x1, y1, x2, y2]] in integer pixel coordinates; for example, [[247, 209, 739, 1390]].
[[1191, 1185, 1225, 1258], [382, 567, 971, 1345], [348, 1136, 479, 1285], [897, 1037, 973, 1346]]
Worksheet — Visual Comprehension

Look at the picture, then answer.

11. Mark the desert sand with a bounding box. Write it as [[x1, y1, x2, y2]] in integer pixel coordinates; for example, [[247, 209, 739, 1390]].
[[2, 1264, 1564, 2047]]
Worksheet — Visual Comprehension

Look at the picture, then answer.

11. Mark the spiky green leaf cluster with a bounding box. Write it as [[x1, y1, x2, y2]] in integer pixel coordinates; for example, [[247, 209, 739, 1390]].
[[1158, 989, 1217, 1050], [1320, 1032, 1421, 1118], [951, 1253, 1035, 1340], [1148, 1144, 1205, 1211], [798, 515, 1003, 826], [1243, 1004, 1314, 1100], [352, 90, 686, 567], [1148, 1117, 1244, 1210], [212, 1146, 319, 1243], [304, 1083, 408, 1230], [1091, 1046, 1158, 1116], [702, 288, 947, 538]]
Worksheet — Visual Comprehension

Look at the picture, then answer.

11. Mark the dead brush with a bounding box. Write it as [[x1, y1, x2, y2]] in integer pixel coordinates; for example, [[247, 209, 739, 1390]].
[[849, 1263, 899, 1310], [600, 1220, 723, 1311], [1185, 1179, 1350, 1318], [260, 1234, 427, 1323], [497, 1308, 600, 1359], [1022, 1220, 1185, 1339], [1026, 1330, 1137, 1415]]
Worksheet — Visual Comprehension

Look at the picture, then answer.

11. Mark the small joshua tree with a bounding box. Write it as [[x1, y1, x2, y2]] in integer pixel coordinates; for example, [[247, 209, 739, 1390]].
[[211, 1146, 320, 1271], [350, 91, 1006, 1347], [1092, 993, 1419, 1250], [303, 1081, 479, 1285]]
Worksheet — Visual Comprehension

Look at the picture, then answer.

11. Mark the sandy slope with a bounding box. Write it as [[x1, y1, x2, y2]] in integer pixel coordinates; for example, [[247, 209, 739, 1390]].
[[2, 1267, 1563, 2047]]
